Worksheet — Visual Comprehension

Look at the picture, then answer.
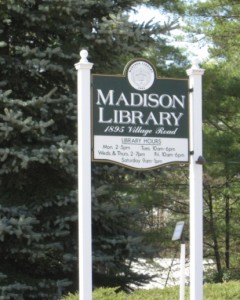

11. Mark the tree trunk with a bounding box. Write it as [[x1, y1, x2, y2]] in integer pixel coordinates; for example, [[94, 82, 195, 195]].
[[207, 187, 222, 273], [225, 194, 230, 269]]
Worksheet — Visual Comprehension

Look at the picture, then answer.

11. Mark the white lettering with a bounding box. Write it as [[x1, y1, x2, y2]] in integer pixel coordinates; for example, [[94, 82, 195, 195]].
[[98, 107, 112, 123], [115, 92, 130, 106], [96, 89, 114, 105], [96, 89, 186, 109]]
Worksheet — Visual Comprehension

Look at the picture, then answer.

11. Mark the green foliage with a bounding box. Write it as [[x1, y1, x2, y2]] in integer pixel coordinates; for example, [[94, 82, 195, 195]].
[[0, 3, 80, 298], [205, 269, 240, 284], [184, 0, 240, 280], [62, 281, 240, 300], [61, 292, 79, 300], [188, 0, 240, 59], [186, 0, 240, 63], [145, 0, 186, 14], [92, 165, 153, 291], [201, 60, 240, 275], [91, 163, 190, 293]]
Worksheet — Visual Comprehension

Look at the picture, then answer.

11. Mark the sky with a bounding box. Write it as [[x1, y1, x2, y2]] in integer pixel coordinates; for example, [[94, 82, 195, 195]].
[[129, 6, 209, 62]]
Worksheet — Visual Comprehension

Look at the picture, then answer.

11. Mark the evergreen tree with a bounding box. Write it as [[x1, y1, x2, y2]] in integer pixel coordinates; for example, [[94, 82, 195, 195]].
[[0, 0, 185, 298], [185, 0, 240, 281], [202, 63, 240, 281], [0, 1, 80, 298], [92, 165, 153, 292]]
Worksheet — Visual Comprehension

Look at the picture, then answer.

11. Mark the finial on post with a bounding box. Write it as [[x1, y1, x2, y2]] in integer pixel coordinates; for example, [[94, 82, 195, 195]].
[[186, 58, 205, 76], [80, 49, 89, 63], [192, 58, 200, 69], [75, 49, 93, 70]]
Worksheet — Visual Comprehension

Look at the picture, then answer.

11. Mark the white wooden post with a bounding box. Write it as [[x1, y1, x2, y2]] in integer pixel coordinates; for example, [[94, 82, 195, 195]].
[[180, 243, 186, 300], [186, 60, 205, 300], [75, 50, 93, 300]]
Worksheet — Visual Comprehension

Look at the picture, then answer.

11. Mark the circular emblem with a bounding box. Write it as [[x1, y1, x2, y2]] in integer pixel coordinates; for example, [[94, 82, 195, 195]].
[[127, 60, 155, 91]]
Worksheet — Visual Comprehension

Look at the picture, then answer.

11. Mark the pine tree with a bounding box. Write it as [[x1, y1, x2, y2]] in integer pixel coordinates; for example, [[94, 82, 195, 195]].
[[0, 1, 80, 298], [186, 0, 240, 281]]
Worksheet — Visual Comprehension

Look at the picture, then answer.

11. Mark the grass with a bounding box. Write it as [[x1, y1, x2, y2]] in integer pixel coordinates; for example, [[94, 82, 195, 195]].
[[61, 281, 240, 300]]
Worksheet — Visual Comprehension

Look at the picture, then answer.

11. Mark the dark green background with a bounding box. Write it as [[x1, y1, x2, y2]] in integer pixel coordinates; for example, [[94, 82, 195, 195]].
[[92, 75, 189, 139]]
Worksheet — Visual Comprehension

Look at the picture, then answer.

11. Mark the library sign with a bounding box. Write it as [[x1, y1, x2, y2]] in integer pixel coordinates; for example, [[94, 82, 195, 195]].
[[92, 59, 189, 169]]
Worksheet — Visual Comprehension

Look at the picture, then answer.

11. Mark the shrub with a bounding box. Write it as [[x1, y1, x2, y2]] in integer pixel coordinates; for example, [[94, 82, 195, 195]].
[[62, 281, 240, 300], [61, 292, 78, 300], [205, 268, 240, 283]]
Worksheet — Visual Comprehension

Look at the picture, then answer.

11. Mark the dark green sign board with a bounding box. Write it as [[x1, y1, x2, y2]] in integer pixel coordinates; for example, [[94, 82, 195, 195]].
[[92, 59, 189, 169]]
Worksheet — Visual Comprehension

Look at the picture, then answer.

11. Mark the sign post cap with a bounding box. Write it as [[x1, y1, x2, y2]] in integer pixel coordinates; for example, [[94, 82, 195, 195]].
[[80, 49, 89, 63]]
